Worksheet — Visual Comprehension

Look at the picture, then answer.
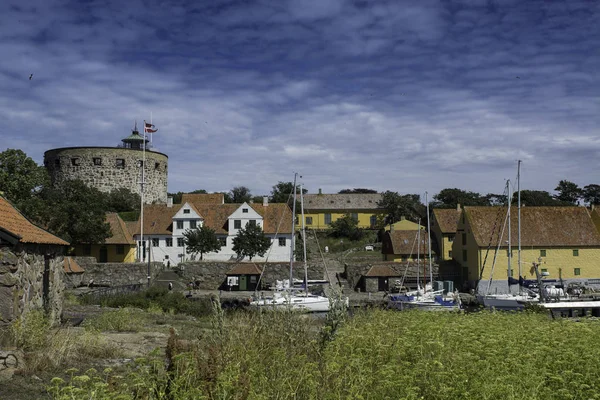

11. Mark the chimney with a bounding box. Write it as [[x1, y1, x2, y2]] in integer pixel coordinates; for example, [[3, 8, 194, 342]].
[[167, 197, 173, 207], [456, 203, 461, 211], [400, 216, 405, 221], [318, 188, 322, 195], [263, 196, 268, 207]]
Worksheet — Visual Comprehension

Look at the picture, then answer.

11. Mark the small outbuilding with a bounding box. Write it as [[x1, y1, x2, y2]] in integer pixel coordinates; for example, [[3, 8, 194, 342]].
[[360, 264, 403, 292], [225, 263, 263, 291]]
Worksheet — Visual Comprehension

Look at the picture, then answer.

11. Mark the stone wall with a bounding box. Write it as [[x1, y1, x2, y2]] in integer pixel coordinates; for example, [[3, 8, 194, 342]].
[[0, 245, 65, 326], [68, 258, 163, 287], [180, 261, 324, 290], [44, 147, 168, 204]]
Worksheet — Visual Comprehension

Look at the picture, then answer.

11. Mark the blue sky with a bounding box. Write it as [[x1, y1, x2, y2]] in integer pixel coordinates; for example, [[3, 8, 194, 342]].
[[1, 0, 599, 199]]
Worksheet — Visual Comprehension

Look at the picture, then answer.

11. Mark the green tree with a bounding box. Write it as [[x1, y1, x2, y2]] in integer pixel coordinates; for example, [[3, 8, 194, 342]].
[[232, 222, 271, 261], [338, 188, 378, 194], [329, 214, 364, 241], [484, 193, 508, 206], [168, 191, 184, 204], [183, 226, 221, 260], [37, 180, 111, 243], [554, 180, 582, 205], [519, 190, 564, 206], [229, 186, 252, 203], [583, 184, 600, 206], [106, 188, 140, 213], [189, 189, 207, 194], [378, 191, 424, 224], [252, 195, 265, 204], [269, 181, 307, 204], [0, 149, 49, 206], [432, 188, 488, 208]]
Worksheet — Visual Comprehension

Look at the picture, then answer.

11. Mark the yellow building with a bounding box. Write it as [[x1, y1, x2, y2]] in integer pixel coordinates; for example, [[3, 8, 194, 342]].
[[385, 216, 424, 231], [430, 208, 461, 261], [302, 192, 385, 230], [381, 230, 434, 262], [452, 206, 600, 292], [73, 213, 136, 263]]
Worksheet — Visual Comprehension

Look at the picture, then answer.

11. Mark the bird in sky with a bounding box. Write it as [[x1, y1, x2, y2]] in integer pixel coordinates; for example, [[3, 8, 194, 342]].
[[29, 74, 33, 80]]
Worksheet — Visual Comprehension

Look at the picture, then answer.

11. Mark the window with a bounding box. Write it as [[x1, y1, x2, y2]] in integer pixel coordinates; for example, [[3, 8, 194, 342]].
[[351, 213, 358, 222], [116, 159, 125, 168], [541, 268, 548, 273], [242, 208, 248, 213], [509, 269, 514, 277], [165, 238, 173, 247], [137, 160, 144, 167], [234, 220, 241, 229], [83, 244, 91, 256], [540, 249, 547, 257], [183, 209, 190, 214], [249, 220, 256, 227], [152, 238, 159, 247], [177, 238, 184, 247], [370, 215, 377, 227], [573, 249, 579, 257], [324, 213, 332, 225], [155, 162, 160, 170], [93, 157, 102, 166], [448, 251, 453, 259], [306, 216, 313, 225], [54, 159, 60, 167], [176, 221, 184, 229], [462, 233, 466, 245], [574, 268, 581, 276], [462, 249, 467, 262], [71, 157, 80, 166], [219, 238, 226, 247], [448, 235, 454, 243], [190, 220, 197, 229], [116, 245, 124, 255], [279, 237, 286, 246]]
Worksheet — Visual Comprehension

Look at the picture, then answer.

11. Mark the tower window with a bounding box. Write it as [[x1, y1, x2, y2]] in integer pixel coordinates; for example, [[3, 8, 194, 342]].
[[155, 162, 160, 170], [54, 159, 60, 167], [116, 159, 125, 168], [93, 157, 102, 166], [71, 157, 80, 166]]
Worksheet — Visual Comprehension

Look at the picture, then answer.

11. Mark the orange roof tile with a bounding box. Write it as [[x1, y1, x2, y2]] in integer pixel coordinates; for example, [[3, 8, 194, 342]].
[[226, 263, 263, 275], [465, 206, 600, 247], [432, 208, 461, 234], [364, 264, 402, 277], [104, 213, 135, 244], [130, 202, 293, 236], [181, 193, 224, 205], [0, 196, 69, 245], [63, 257, 85, 273]]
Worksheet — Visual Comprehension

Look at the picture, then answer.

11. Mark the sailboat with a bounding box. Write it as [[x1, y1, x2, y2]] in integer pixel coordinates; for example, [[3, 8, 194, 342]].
[[249, 175, 332, 312], [388, 192, 461, 311]]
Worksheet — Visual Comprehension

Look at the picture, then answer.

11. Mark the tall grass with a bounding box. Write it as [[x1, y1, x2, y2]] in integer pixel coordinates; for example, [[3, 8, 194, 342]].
[[48, 309, 600, 399]]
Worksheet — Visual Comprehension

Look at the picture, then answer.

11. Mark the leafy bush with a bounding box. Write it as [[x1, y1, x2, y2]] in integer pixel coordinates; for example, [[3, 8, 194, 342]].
[[10, 309, 50, 351]]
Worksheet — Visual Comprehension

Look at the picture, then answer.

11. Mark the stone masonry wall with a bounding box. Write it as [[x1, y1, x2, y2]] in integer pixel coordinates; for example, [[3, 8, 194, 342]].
[[180, 261, 324, 290], [68, 258, 164, 287], [0, 245, 65, 326], [44, 147, 168, 204]]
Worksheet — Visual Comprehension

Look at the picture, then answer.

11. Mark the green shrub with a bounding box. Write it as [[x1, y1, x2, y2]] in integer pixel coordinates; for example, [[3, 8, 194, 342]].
[[10, 309, 50, 351]]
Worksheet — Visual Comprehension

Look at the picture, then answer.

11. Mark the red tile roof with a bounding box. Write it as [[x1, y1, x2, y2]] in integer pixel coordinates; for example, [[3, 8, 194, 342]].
[[129, 203, 293, 235], [465, 206, 600, 247], [226, 263, 263, 275], [383, 230, 432, 256], [104, 213, 135, 244], [0, 196, 69, 245], [432, 208, 461, 234], [181, 193, 224, 205], [364, 264, 402, 277]]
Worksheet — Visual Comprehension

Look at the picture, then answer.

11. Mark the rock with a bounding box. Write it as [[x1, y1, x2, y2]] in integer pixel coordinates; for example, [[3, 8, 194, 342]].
[[4, 354, 18, 369], [0, 251, 18, 266], [0, 273, 18, 287]]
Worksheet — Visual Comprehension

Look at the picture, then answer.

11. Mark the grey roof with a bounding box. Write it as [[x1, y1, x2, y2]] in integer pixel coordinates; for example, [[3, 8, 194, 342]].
[[303, 193, 384, 210]]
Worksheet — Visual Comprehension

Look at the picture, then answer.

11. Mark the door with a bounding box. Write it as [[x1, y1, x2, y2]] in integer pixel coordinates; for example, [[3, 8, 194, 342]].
[[378, 277, 388, 292], [99, 246, 108, 263], [239, 275, 248, 291]]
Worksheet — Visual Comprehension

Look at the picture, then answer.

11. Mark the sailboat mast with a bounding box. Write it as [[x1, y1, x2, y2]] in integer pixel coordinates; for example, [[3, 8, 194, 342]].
[[507, 179, 512, 287], [289, 173, 298, 290], [517, 160, 522, 282], [417, 219, 421, 294], [300, 184, 308, 296], [426, 192, 433, 287]]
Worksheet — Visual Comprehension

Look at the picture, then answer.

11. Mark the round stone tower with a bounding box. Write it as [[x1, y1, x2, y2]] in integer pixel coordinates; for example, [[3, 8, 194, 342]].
[[44, 126, 168, 204]]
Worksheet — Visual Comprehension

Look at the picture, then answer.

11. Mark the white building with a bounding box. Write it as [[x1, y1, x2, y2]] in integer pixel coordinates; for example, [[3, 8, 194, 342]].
[[130, 195, 294, 265]]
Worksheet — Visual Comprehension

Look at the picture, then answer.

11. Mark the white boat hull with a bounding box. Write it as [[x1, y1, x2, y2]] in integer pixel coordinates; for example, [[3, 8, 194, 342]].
[[250, 293, 332, 313]]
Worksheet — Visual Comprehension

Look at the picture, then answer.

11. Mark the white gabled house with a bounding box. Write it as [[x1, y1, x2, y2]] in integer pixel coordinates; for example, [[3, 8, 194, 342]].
[[130, 197, 293, 265]]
